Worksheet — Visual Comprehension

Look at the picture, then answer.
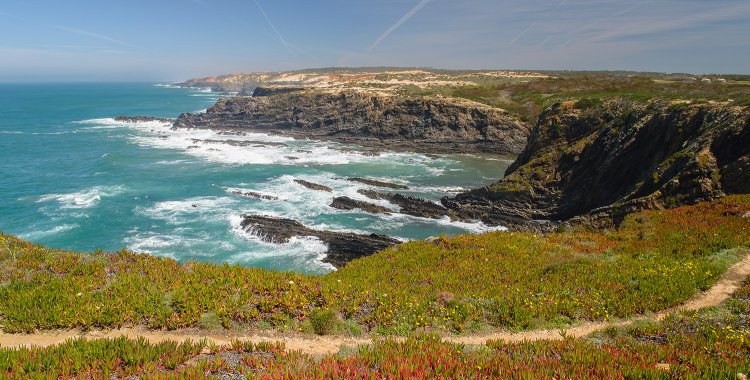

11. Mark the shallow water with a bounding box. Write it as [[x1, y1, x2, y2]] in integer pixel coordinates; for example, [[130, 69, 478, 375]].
[[0, 83, 510, 274]]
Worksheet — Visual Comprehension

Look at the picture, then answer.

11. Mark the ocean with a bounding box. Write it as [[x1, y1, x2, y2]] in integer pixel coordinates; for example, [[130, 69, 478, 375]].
[[0, 82, 510, 274]]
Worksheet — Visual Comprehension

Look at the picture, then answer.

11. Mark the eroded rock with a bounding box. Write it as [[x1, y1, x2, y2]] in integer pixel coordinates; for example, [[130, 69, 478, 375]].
[[330, 196, 392, 215], [239, 215, 400, 267], [294, 179, 332, 192]]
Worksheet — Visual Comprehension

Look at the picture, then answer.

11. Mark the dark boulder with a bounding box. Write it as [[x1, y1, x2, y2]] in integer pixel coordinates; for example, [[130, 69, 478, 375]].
[[330, 196, 392, 215], [294, 179, 332, 192], [239, 215, 400, 267]]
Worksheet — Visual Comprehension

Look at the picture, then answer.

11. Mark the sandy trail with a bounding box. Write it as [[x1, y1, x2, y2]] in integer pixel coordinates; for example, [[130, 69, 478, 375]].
[[1, 252, 748, 355]]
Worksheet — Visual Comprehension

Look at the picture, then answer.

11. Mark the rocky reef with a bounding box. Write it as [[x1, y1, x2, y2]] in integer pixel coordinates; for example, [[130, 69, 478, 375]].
[[115, 116, 173, 124], [329, 196, 392, 215], [239, 216, 400, 268], [173, 88, 531, 155], [444, 99, 750, 229]]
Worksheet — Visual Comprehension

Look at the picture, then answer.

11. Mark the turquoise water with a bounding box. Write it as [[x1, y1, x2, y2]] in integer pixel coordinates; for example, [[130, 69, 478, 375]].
[[0, 83, 510, 274]]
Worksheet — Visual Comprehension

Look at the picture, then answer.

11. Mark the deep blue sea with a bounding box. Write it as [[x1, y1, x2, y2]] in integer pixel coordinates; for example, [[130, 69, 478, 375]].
[[0, 83, 510, 274]]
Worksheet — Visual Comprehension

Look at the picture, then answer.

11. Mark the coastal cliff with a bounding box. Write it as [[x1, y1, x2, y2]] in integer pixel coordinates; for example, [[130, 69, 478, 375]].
[[444, 99, 750, 229], [173, 88, 531, 155]]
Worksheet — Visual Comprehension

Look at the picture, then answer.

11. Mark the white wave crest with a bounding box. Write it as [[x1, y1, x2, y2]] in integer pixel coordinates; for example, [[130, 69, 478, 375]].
[[20, 223, 79, 240], [136, 196, 237, 225], [37, 185, 126, 209], [229, 214, 335, 272]]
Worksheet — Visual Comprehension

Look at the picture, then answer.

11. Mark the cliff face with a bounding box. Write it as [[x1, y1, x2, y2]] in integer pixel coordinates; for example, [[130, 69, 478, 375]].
[[174, 89, 531, 155], [444, 99, 750, 228], [177, 73, 276, 93]]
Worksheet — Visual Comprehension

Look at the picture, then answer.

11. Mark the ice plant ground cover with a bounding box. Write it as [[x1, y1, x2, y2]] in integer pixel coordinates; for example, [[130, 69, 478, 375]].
[[1, 277, 748, 378], [1, 195, 749, 335]]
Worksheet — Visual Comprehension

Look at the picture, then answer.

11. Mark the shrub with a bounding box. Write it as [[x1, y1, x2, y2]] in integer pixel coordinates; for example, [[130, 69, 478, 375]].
[[309, 308, 336, 335]]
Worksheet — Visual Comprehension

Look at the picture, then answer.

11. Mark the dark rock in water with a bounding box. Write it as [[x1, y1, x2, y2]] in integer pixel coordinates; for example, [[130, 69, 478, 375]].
[[346, 177, 408, 190], [191, 139, 288, 148], [294, 179, 332, 192], [444, 99, 750, 230], [297, 149, 313, 154], [330, 196, 392, 215], [285, 156, 300, 160], [357, 189, 383, 200], [357, 190, 454, 219], [217, 130, 247, 136], [239, 215, 400, 267], [172, 90, 531, 155], [382, 193, 455, 219], [228, 190, 279, 201], [115, 115, 172, 124], [339, 148, 381, 157]]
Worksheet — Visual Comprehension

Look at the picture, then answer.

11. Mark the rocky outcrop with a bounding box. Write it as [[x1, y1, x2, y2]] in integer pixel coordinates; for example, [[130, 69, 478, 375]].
[[173, 89, 531, 155], [358, 190, 456, 220], [346, 178, 408, 190], [444, 99, 750, 229], [228, 190, 279, 201], [176, 72, 276, 93], [330, 196, 392, 215], [294, 179, 332, 192], [239, 216, 400, 268], [191, 139, 288, 148], [115, 116, 172, 123]]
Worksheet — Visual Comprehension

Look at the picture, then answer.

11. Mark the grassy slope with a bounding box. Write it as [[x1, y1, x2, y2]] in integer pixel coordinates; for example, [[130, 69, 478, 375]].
[[2, 277, 749, 378], [1, 195, 749, 336], [401, 72, 750, 122]]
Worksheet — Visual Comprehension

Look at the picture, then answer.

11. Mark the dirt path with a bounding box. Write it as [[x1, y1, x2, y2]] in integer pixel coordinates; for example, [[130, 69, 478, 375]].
[[1, 252, 748, 355]]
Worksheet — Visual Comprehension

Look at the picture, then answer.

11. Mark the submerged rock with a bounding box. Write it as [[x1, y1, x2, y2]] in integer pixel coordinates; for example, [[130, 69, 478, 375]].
[[330, 196, 392, 215], [239, 215, 400, 268], [228, 190, 279, 201], [294, 179, 332, 192]]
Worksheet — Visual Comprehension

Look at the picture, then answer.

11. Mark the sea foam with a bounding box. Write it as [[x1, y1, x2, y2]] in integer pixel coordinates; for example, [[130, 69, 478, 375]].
[[37, 185, 127, 209]]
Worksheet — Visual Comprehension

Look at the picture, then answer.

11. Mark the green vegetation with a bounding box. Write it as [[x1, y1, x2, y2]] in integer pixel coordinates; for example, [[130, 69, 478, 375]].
[[403, 72, 750, 122], [1, 195, 749, 336], [3, 277, 749, 378], [309, 308, 336, 335]]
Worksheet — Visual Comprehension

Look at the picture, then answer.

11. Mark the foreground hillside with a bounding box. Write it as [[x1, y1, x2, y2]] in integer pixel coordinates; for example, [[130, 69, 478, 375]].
[[2, 276, 748, 378], [1, 195, 749, 377], [2, 195, 749, 336]]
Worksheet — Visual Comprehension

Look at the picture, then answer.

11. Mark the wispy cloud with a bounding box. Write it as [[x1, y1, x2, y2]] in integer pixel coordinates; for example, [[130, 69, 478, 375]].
[[581, 2, 750, 44], [54, 26, 134, 48], [510, 0, 567, 45], [368, 0, 432, 52], [252, 0, 294, 54]]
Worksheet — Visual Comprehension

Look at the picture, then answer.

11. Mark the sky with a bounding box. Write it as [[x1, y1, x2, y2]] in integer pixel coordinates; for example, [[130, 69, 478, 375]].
[[0, 0, 748, 81]]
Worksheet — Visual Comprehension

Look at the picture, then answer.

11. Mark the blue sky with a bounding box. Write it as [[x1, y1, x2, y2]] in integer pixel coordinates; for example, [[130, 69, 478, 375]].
[[0, 0, 748, 81]]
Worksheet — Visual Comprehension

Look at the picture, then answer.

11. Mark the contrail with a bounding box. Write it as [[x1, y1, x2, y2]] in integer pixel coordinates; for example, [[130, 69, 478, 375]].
[[252, 0, 294, 54], [368, 0, 432, 52], [511, 0, 568, 45], [55, 26, 134, 48]]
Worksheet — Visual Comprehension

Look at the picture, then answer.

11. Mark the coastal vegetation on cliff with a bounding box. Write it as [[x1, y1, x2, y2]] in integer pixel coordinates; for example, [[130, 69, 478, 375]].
[[2, 275, 749, 378], [2, 195, 749, 336]]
